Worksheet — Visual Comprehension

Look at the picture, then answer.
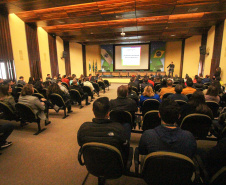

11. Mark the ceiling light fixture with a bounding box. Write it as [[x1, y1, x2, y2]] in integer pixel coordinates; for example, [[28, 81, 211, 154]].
[[121, 28, 125, 37], [171, 34, 176, 37]]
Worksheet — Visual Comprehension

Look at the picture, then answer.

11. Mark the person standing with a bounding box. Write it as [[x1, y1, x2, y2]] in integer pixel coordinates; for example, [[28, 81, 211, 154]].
[[167, 61, 175, 77]]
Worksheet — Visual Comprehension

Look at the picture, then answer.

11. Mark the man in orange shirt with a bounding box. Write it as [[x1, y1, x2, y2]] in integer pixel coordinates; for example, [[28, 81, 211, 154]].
[[181, 78, 196, 95], [159, 79, 175, 99]]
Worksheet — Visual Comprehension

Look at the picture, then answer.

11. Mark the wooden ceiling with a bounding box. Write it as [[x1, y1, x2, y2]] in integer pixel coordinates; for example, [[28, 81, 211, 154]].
[[1, 0, 226, 45]]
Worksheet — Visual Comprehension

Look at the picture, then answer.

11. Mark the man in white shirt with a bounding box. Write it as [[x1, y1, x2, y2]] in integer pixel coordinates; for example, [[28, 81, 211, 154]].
[[57, 80, 69, 95], [83, 77, 95, 100]]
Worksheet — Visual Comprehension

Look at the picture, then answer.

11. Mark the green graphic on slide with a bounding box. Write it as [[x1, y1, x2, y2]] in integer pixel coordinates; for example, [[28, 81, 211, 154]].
[[101, 45, 113, 72], [150, 42, 166, 71]]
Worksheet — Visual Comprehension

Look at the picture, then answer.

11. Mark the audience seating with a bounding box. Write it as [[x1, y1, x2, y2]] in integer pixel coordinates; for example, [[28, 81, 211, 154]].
[[32, 93, 45, 100], [0, 102, 19, 121], [175, 100, 187, 108], [41, 88, 48, 98], [83, 86, 93, 101], [206, 101, 220, 118], [162, 93, 173, 99], [33, 88, 39, 93], [92, 82, 100, 97], [78, 142, 133, 185], [61, 82, 69, 90], [186, 93, 193, 100], [131, 86, 139, 95], [109, 110, 134, 129], [154, 84, 161, 93], [15, 103, 46, 135], [103, 80, 110, 91], [17, 83, 24, 88], [49, 93, 69, 119], [180, 113, 214, 140], [70, 89, 83, 109], [208, 167, 226, 185], [141, 99, 160, 116], [134, 149, 196, 185], [97, 81, 106, 93], [142, 110, 161, 131]]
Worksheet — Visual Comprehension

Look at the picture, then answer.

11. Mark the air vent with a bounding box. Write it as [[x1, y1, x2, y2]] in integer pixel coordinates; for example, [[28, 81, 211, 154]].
[[188, 8, 198, 13]]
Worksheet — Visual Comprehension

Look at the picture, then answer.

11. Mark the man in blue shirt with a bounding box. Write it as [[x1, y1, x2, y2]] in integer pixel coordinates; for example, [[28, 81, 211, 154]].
[[139, 99, 197, 159]]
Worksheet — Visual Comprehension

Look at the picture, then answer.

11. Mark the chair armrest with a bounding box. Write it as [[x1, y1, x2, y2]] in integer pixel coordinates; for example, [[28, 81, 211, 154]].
[[134, 147, 140, 175], [193, 154, 209, 183], [78, 147, 85, 166]]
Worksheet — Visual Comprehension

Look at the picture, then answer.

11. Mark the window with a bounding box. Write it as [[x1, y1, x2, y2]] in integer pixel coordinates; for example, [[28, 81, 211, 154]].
[[0, 60, 16, 80]]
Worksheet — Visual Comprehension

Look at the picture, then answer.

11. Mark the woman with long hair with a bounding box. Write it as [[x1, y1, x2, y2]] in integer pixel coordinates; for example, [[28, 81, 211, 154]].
[[47, 83, 72, 113], [139, 86, 161, 107], [0, 84, 16, 112], [205, 85, 220, 103], [19, 84, 51, 125], [179, 90, 213, 125], [28, 77, 35, 85]]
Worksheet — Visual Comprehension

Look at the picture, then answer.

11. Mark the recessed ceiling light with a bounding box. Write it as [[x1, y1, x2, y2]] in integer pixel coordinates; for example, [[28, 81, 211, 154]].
[[58, 21, 65, 24], [165, 27, 168, 29], [171, 34, 176, 37], [116, 15, 123, 19], [90, 32, 93, 34]]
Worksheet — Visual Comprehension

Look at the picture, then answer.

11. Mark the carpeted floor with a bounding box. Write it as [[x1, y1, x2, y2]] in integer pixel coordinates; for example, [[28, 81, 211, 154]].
[[0, 83, 217, 185]]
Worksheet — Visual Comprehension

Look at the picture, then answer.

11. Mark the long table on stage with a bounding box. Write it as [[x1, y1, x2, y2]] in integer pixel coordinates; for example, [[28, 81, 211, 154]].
[[96, 71, 166, 77]]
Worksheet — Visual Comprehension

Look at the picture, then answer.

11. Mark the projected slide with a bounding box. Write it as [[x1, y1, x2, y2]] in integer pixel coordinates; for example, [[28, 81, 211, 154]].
[[121, 47, 141, 66]]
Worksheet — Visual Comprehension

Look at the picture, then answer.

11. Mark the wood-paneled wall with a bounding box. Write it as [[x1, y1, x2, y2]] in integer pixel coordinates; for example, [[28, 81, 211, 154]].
[[25, 23, 42, 79], [48, 34, 59, 78]]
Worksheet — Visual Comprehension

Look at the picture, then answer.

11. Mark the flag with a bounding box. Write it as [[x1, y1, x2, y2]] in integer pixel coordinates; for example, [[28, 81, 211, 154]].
[[89, 60, 91, 72], [95, 60, 97, 72], [92, 60, 94, 72]]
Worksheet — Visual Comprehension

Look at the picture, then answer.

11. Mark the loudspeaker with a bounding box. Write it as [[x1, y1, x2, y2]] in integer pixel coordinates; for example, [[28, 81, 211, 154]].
[[200, 45, 206, 55], [61, 51, 67, 59]]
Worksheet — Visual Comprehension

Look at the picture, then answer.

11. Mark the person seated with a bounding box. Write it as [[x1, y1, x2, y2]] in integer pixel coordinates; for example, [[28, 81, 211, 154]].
[[139, 86, 161, 107], [51, 76, 57, 83], [34, 80, 44, 93], [168, 84, 188, 102], [83, 77, 95, 100], [138, 99, 197, 159], [161, 78, 167, 88], [77, 97, 130, 163], [71, 79, 90, 106], [61, 75, 70, 86], [0, 84, 16, 113], [58, 80, 70, 96], [0, 123, 14, 149], [46, 74, 52, 81], [127, 85, 139, 106], [110, 85, 137, 128], [141, 76, 153, 90], [148, 76, 155, 87], [47, 83, 72, 113], [205, 85, 220, 103], [57, 74, 61, 80], [181, 78, 196, 95], [69, 74, 76, 85], [19, 84, 51, 125], [193, 77, 204, 89], [193, 75, 198, 83], [128, 77, 138, 89], [159, 79, 175, 99], [179, 91, 213, 125], [17, 76, 26, 86], [28, 77, 35, 85], [202, 75, 211, 84]]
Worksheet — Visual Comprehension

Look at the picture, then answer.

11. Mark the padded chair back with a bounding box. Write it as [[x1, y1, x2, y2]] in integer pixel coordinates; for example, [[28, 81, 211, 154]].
[[142, 99, 160, 115], [33, 88, 39, 93], [142, 152, 195, 185], [49, 93, 66, 107], [32, 93, 45, 100], [70, 89, 82, 104], [162, 93, 173, 99], [206, 101, 219, 118], [15, 103, 37, 122], [17, 83, 24, 88], [175, 100, 187, 108], [142, 110, 161, 131], [92, 82, 100, 92], [109, 110, 133, 124], [0, 102, 16, 120], [131, 86, 139, 95], [78, 142, 124, 179], [83, 86, 92, 96], [154, 84, 161, 93], [186, 93, 193, 100], [103, 80, 110, 87], [180, 113, 212, 139], [61, 82, 69, 90], [195, 88, 203, 91], [97, 81, 105, 89], [209, 167, 226, 185], [41, 88, 47, 98]]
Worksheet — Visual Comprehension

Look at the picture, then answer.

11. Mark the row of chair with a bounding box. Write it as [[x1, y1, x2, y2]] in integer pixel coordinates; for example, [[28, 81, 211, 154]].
[[78, 142, 226, 185]]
